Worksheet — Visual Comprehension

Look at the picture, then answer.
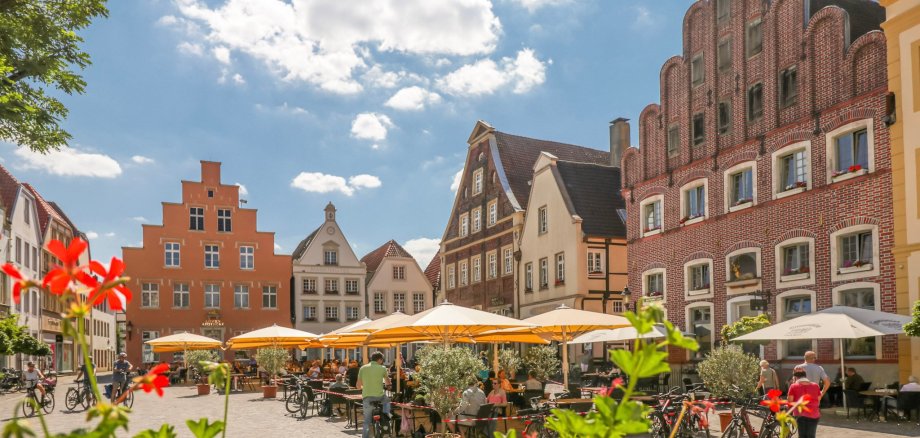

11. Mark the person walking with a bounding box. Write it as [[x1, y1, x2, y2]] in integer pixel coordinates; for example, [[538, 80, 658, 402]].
[[787, 365, 821, 438], [800, 351, 831, 399], [755, 360, 779, 397], [357, 351, 391, 438], [111, 352, 133, 402]]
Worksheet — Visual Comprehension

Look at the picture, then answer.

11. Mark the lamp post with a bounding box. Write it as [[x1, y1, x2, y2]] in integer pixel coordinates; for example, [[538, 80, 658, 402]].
[[621, 286, 632, 311]]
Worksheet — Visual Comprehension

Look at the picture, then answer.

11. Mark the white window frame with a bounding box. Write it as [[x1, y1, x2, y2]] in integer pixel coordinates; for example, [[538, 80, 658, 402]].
[[239, 245, 254, 270], [825, 118, 875, 184], [303, 305, 317, 321], [189, 207, 204, 231], [776, 289, 817, 358], [323, 249, 338, 266], [538, 206, 548, 234], [346, 306, 360, 321], [217, 208, 232, 232], [204, 245, 219, 269], [234, 284, 249, 309], [373, 292, 386, 314], [539, 258, 549, 289], [679, 179, 709, 226], [724, 247, 762, 286], [503, 247, 513, 276], [639, 195, 664, 237], [412, 292, 425, 314], [393, 265, 406, 280], [642, 268, 666, 301], [394, 292, 406, 312], [524, 262, 534, 292], [142, 331, 159, 363], [723, 161, 757, 213], [262, 285, 277, 309], [302, 278, 317, 294], [446, 264, 456, 289], [487, 200, 498, 227], [324, 278, 339, 294], [345, 279, 360, 295], [141, 283, 159, 309], [771, 141, 812, 199], [555, 252, 565, 285], [459, 261, 469, 286], [685, 302, 714, 359], [832, 282, 883, 359], [487, 251, 497, 279], [164, 242, 180, 268], [459, 213, 470, 237], [204, 284, 220, 308], [830, 224, 879, 282], [587, 250, 604, 276], [173, 283, 189, 309], [775, 237, 816, 288], [683, 258, 713, 299], [472, 255, 482, 283], [472, 207, 482, 233], [472, 168, 484, 195]]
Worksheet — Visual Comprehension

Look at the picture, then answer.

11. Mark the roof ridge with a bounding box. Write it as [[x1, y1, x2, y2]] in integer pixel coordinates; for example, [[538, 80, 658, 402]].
[[494, 130, 604, 154]]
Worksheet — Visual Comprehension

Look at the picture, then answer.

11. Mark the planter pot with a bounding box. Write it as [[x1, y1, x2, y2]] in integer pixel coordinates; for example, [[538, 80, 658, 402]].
[[196, 383, 211, 396], [262, 385, 277, 399], [717, 412, 733, 432]]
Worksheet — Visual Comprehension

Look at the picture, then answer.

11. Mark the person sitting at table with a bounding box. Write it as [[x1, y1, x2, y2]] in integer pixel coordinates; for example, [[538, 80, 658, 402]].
[[844, 367, 866, 391], [305, 361, 320, 379], [486, 385, 507, 436], [497, 369, 513, 391], [337, 360, 347, 375], [455, 378, 487, 433], [524, 371, 543, 391], [329, 373, 350, 416], [346, 360, 360, 386], [885, 375, 920, 415], [323, 363, 336, 380], [482, 370, 496, 395]]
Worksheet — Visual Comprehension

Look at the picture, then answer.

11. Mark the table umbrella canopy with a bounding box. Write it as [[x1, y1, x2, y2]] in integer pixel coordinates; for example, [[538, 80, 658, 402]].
[[144, 332, 223, 353], [324, 317, 373, 337], [818, 306, 911, 335], [471, 330, 553, 344], [227, 324, 319, 349], [569, 325, 666, 344], [368, 301, 534, 343], [319, 312, 412, 347]]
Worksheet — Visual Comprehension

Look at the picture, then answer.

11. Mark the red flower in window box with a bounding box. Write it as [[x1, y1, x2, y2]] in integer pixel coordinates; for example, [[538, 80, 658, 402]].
[[799, 265, 810, 273], [795, 181, 808, 188], [554, 279, 565, 286], [679, 216, 689, 224], [848, 164, 863, 173]]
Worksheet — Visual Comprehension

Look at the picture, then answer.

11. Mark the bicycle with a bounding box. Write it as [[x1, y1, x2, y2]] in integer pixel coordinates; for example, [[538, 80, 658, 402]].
[[648, 385, 711, 438], [110, 379, 135, 408], [284, 376, 314, 419], [0, 368, 23, 393], [368, 400, 391, 438], [22, 379, 54, 417], [519, 396, 560, 438], [721, 396, 796, 438], [64, 380, 96, 411]]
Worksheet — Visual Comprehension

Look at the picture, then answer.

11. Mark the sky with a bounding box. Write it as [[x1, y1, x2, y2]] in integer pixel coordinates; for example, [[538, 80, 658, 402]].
[[1, 0, 690, 269]]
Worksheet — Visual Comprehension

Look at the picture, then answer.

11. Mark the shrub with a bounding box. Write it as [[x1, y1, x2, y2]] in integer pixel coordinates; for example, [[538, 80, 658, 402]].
[[721, 314, 771, 346], [697, 344, 760, 398], [905, 300, 920, 338], [255, 347, 289, 383], [415, 345, 484, 425], [523, 345, 560, 382], [498, 348, 522, 379], [186, 350, 220, 382]]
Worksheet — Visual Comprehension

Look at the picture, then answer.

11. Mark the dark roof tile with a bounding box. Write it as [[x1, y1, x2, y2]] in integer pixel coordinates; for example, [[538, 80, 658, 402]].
[[360, 240, 413, 274], [555, 161, 627, 238]]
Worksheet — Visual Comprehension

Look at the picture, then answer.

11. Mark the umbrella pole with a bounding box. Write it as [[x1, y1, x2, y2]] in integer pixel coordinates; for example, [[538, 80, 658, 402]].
[[184, 346, 188, 385], [562, 327, 569, 389], [840, 339, 847, 413], [493, 343, 499, 375], [362, 346, 369, 365], [396, 344, 402, 395]]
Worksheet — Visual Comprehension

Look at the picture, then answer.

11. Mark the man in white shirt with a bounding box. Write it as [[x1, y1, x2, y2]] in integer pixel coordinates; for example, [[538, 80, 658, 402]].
[[901, 376, 920, 392], [800, 351, 831, 397]]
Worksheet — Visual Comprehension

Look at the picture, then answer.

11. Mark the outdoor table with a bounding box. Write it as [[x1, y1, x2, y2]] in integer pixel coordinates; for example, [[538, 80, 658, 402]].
[[343, 393, 363, 429], [229, 374, 245, 392], [859, 390, 898, 421]]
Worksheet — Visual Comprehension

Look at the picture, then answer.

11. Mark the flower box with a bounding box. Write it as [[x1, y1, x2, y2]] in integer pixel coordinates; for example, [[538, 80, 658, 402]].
[[780, 272, 810, 282], [832, 166, 868, 182], [725, 277, 761, 288], [839, 263, 872, 274], [554, 280, 565, 286]]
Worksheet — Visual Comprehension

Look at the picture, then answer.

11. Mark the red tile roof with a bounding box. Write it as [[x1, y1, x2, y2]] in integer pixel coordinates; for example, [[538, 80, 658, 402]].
[[23, 183, 71, 235], [424, 255, 440, 290], [360, 239, 414, 274], [0, 163, 21, 220]]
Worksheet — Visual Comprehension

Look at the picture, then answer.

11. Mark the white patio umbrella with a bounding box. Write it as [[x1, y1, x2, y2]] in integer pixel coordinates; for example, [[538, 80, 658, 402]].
[[734, 306, 911, 412], [568, 325, 666, 344]]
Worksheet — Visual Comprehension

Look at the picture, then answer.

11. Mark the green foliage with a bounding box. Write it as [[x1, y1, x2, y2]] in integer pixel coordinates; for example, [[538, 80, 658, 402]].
[[0, 314, 48, 356], [254, 347, 288, 382], [697, 344, 760, 398], [185, 418, 224, 438], [415, 345, 484, 420], [134, 424, 177, 438], [721, 314, 771, 345], [905, 300, 920, 337], [0, 0, 108, 152], [498, 348, 522, 378], [522, 345, 559, 381], [184, 350, 219, 375]]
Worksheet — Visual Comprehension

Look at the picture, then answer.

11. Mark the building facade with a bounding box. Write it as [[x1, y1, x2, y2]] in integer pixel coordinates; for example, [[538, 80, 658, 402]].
[[881, 0, 920, 381], [123, 161, 292, 366], [439, 121, 611, 316], [621, 0, 894, 382], [424, 255, 441, 304], [292, 203, 366, 359]]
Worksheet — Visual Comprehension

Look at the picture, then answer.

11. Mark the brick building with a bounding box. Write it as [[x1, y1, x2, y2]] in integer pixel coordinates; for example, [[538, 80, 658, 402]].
[[123, 161, 292, 366], [621, 0, 894, 382], [438, 121, 610, 316]]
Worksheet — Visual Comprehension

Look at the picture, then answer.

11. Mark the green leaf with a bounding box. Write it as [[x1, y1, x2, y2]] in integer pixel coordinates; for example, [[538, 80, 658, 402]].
[[1, 418, 36, 438], [133, 424, 177, 438], [186, 419, 224, 438], [662, 320, 699, 352]]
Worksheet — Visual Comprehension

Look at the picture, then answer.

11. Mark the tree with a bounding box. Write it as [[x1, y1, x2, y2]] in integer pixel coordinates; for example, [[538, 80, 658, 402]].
[[0, 0, 108, 152], [523, 345, 560, 382], [697, 344, 760, 398], [254, 347, 288, 386], [415, 345, 484, 433], [498, 348, 522, 379], [721, 314, 772, 345], [905, 300, 920, 338]]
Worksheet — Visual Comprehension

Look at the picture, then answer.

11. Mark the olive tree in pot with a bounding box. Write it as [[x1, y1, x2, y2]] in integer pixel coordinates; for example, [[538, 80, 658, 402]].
[[255, 347, 289, 399], [416, 345, 485, 438], [698, 344, 760, 431], [523, 345, 560, 389], [498, 348, 522, 380], [186, 350, 219, 395], [905, 300, 920, 337]]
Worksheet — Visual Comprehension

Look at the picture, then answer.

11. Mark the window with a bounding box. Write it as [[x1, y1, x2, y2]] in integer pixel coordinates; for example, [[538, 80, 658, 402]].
[[325, 279, 339, 294], [217, 209, 231, 232], [644, 199, 661, 232], [538, 206, 548, 234], [487, 252, 497, 279], [718, 39, 731, 71], [14, 237, 20, 264], [22, 199, 29, 224], [239, 246, 254, 270], [779, 66, 798, 108], [394, 292, 406, 312], [234, 284, 249, 308], [413, 293, 425, 313], [747, 83, 763, 121], [141, 283, 159, 308], [346, 306, 360, 321], [325, 305, 339, 322], [302, 278, 317, 294], [682, 184, 706, 222], [667, 125, 680, 157], [840, 231, 873, 269], [473, 168, 483, 195], [262, 285, 277, 309], [142, 331, 159, 363], [31, 247, 36, 272], [323, 249, 338, 266], [746, 19, 762, 57], [688, 305, 713, 357], [460, 261, 468, 286], [303, 305, 317, 321], [646, 273, 664, 297], [555, 253, 565, 285], [718, 100, 731, 134], [23, 243, 29, 269], [207, 189, 214, 198], [488, 200, 498, 226], [783, 295, 812, 356], [459, 214, 469, 237], [782, 243, 810, 277], [780, 149, 808, 192], [689, 263, 711, 292], [204, 284, 220, 308], [345, 279, 359, 295], [525, 262, 533, 292], [838, 287, 877, 357], [165, 242, 180, 267], [730, 168, 754, 207], [374, 292, 386, 314], [728, 251, 758, 282], [472, 207, 482, 233], [717, 0, 730, 23], [539, 258, 548, 289], [447, 265, 456, 289], [833, 129, 869, 176], [204, 245, 219, 269], [691, 54, 704, 86], [189, 207, 204, 231], [393, 265, 406, 280], [692, 114, 704, 145], [472, 256, 481, 283], [503, 248, 513, 276], [173, 283, 189, 308], [588, 251, 604, 275]]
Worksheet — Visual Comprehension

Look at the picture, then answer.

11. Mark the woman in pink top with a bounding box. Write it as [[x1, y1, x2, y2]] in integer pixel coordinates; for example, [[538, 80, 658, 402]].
[[787, 365, 821, 438], [487, 386, 507, 405]]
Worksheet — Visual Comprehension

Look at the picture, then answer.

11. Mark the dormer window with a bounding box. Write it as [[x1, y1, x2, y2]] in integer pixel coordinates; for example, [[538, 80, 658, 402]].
[[324, 249, 338, 266]]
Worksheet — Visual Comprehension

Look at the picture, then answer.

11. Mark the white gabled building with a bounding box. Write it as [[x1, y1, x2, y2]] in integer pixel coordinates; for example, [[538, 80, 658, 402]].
[[292, 203, 366, 360]]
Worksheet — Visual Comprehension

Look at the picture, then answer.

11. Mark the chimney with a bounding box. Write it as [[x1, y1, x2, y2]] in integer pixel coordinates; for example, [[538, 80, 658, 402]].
[[609, 118, 630, 168]]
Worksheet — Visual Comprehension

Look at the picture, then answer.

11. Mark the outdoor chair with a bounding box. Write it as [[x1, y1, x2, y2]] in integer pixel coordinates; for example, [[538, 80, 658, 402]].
[[891, 392, 920, 424], [843, 389, 877, 421], [455, 403, 495, 438], [307, 379, 324, 390], [567, 383, 582, 398], [325, 389, 346, 418], [523, 389, 544, 404]]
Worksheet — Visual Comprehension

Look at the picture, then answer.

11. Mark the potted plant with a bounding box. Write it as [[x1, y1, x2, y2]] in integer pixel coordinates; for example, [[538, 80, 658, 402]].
[[415, 345, 484, 438], [697, 344, 760, 431], [186, 350, 219, 395], [254, 347, 288, 399], [523, 345, 560, 390], [498, 348, 522, 380]]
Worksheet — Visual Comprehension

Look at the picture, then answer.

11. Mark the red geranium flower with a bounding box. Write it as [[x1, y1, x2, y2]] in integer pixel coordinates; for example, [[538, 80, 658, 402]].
[[87, 257, 132, 311], [42, 238, 91, 294], [134, 363, 170, 396], [1, 263, 33, 304], [760, 389, 787, 413]]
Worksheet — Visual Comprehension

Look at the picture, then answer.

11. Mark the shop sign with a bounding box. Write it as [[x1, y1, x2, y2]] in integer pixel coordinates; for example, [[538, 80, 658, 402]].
[[42, 316, 63, 333]]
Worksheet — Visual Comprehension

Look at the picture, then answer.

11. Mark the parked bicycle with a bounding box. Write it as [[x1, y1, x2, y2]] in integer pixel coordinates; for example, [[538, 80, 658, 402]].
[[284, 376, 314, 419], [368, 400, 391, 438], [22, 378, 54, 417], [0, 368, 23, 393], [518, 396, 560, 438], [721, 388, 796, 438], [648, 385, 711, 438], [64, 380, 96, 411]]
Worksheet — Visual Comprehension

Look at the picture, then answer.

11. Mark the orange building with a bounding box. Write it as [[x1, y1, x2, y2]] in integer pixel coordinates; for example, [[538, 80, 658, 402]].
[[123, 161, 292, 366]]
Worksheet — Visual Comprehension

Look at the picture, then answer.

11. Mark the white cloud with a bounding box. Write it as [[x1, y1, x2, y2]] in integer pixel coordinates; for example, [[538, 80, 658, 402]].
[[255, 102, 310, 117], [385, 86, 442, 111], [131, 216, 148, 223], [14, 148, 122, 178], [450, 169, 462, 192], [232, 73, 245, 84], [350, 113, 393, 141], [290, 172, 382, 196], [131, 155, 154, 164], [177, 41, 204, 56], [157, 15, 179, 26], [170, 0, 501, 94], [104, 232, 116, 238], [235, 183, 248, 196], [274, 243, 282, 251], [632, 6, 655, 29], [510, 0, 571, 12], [403, 237, 441, 268], [360, 65, 422, 89], [212, 46, 231, 64], [433, 58, 452, 68], [437, 48, 547, 96], [85, 231, 99, 240]]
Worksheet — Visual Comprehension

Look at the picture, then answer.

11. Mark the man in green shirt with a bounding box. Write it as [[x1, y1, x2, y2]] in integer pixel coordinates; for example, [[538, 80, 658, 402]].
[[357, 351, 391, 438]]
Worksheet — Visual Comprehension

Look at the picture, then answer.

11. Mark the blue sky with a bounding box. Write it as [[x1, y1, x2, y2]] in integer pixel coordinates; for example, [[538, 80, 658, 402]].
[[1, 0, 689, 268]]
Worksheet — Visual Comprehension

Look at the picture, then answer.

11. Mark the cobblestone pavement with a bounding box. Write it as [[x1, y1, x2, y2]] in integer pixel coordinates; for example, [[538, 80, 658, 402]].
[[0, 374, 917, 437]]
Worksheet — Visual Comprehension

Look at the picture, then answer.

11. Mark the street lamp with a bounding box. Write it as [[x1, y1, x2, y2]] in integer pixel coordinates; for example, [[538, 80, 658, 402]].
[[621, 286, 631, 311]]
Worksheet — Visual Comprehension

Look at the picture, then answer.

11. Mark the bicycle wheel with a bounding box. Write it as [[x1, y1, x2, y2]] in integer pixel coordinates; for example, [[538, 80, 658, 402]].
[[285, 391, 302, 413], [722, 421, 745, 438], [122, 390, 134, 408], [688, 414, 711, 438], [81, 390, 96, 410], [65, 388, 79, 411], [648, 412, 670, 438], [22, 393, 36, 417], [42, 392, 55, 414], [373, 420, 384, 438], [299, 393, 309, 419]]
